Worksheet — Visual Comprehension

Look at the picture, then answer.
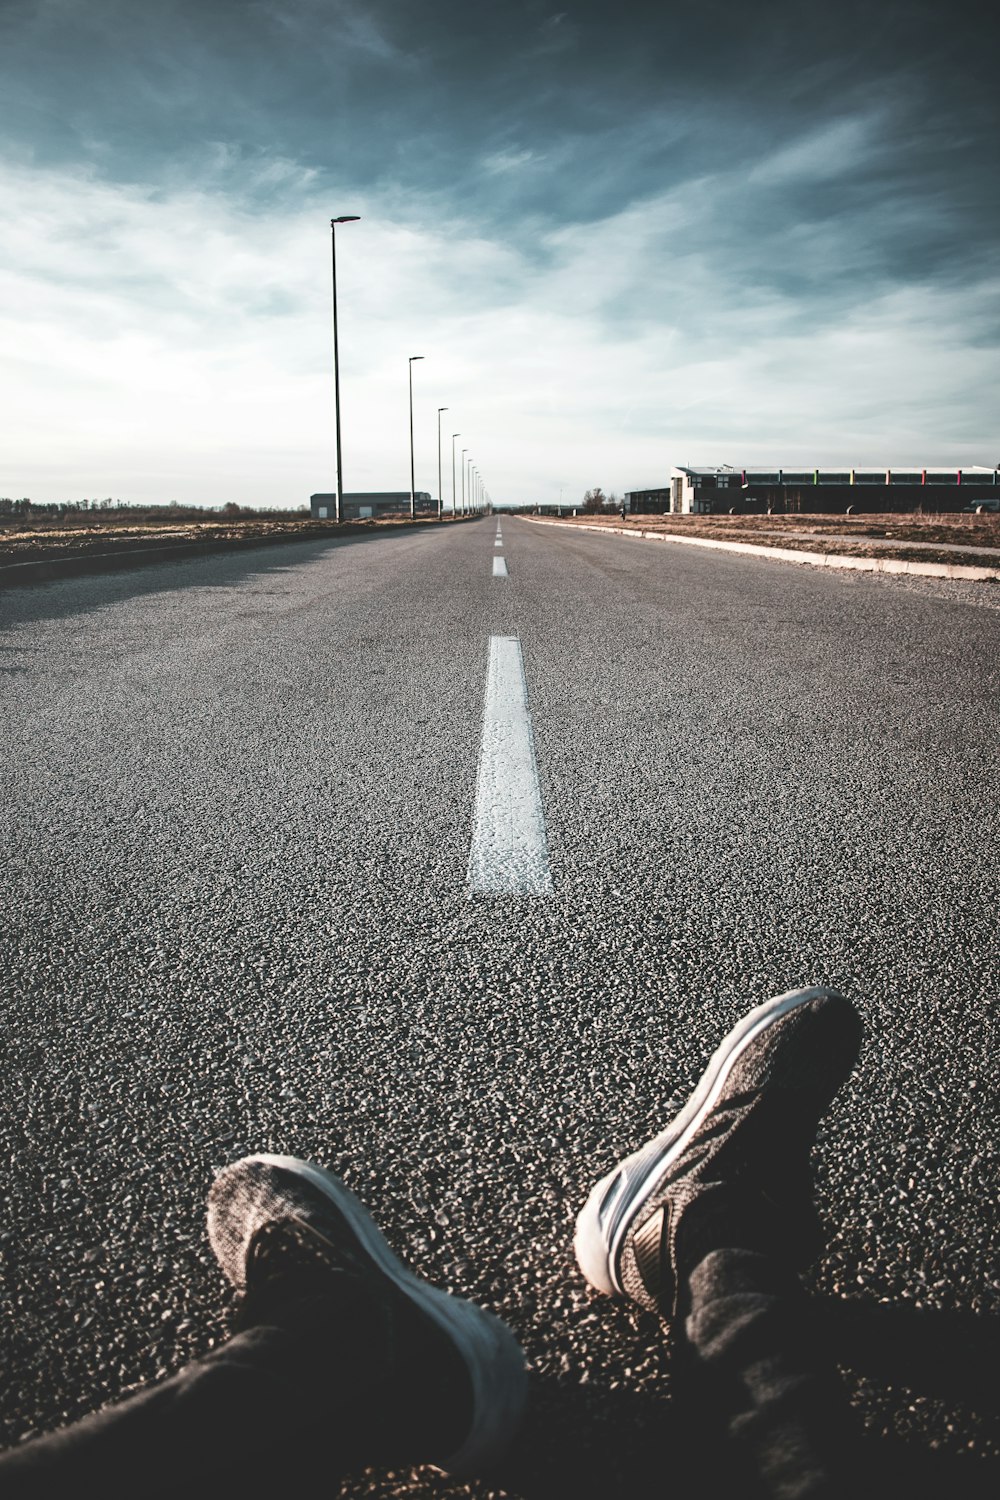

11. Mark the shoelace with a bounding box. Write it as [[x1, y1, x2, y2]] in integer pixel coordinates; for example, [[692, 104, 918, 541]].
[[246, 1212, 369, 1283], [233, 1214, 374, 1334]]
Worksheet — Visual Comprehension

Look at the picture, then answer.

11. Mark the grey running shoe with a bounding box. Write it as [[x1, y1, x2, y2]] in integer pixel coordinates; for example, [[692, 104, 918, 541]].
[[208, 1153, 527, 1477], [574, 986, 862, 1316]]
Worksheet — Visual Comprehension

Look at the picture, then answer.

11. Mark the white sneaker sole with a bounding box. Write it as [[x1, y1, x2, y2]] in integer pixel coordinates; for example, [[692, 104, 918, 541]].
[[573, 986, 845, 1296]]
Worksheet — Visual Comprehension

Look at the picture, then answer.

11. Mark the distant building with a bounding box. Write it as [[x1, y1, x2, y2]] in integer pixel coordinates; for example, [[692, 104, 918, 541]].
[[310, 491, 434, 520], [626, 466, 1000, 516], [622, 487, 672, 514]]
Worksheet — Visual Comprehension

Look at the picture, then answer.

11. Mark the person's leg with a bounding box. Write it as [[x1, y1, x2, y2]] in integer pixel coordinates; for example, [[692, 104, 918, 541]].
[[575, 985, 864, 1499], [0, 1318, 371, 1499], [682, 1244, 850, 1500], [1, 1154, 527, 1497]]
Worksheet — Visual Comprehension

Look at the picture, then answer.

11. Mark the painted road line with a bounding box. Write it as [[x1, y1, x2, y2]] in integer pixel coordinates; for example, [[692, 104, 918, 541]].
[[467, 636, 553, 895], [493, 556, 509, 577], [495, 538, 504, 548]]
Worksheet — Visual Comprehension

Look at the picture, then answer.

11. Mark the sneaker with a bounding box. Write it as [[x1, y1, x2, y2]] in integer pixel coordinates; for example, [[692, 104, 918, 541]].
[[574, 986, 862, 1316], [208, 1153, 527, 1477]]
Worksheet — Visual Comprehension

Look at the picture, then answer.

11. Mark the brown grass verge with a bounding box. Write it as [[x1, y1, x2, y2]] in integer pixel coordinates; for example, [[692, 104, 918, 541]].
[[534, 512, 1000, 563], [0, 515, 460, 566]]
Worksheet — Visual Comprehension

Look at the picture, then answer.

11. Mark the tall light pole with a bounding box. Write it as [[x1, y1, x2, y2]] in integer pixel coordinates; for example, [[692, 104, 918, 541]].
[[461, 449, 468, 516], [408, 355, 424, 521], [330, 215, 360, 524], [451, 433, 460, 517], [436, 407, 448, 522], [467, 456, 473, 517]]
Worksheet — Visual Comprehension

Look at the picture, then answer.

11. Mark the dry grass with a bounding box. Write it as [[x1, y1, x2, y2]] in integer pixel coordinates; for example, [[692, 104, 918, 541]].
[[0, 514, 457, 565], [541, 511, 1000, 562]]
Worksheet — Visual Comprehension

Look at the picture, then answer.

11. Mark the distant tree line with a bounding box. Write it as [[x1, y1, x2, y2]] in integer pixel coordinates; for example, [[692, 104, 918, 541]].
[[0, 498, 310, 523], [581, 487, 622, 514]]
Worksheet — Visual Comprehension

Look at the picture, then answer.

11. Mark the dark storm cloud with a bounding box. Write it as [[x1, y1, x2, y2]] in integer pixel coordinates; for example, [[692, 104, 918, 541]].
[[1, 0, 996, 307], [0, 5, 993, 179]]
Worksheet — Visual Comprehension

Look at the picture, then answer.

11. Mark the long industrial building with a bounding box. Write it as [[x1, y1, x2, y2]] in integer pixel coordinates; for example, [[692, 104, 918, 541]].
[[625, 465, 1000, 516], [311, 491, 434, 520]]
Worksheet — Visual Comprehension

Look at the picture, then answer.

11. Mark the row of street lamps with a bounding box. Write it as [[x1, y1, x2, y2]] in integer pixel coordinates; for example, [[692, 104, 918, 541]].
[[449, 425, 487, 520], [330, 216, 489, 524]]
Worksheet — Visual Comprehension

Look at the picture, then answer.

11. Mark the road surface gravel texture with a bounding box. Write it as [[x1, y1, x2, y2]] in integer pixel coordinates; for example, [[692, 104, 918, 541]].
[[1, 520, 998, 1498]]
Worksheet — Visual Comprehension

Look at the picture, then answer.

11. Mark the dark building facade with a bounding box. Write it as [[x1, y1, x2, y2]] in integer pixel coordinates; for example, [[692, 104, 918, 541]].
[[623, 467, 1000, 516], [622, 487, 672, 514], [310, 491, 434, 520]]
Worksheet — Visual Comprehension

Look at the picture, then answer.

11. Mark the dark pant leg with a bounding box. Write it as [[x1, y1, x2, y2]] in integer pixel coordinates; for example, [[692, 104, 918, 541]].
[[0, 1294, 398, 1499], [683, 1248, 860, 1500]]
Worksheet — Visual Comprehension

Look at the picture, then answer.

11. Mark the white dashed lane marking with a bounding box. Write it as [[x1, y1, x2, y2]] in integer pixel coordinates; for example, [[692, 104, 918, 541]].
[[467, 636, 553, 896], [493, 557, 509, 577]]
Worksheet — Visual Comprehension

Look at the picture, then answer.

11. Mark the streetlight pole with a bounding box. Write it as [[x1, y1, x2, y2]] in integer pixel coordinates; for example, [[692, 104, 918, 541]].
[[437, 407, 448, 522], [452, 434, 460, 517], [461, 450, 468, 516], [467, 456, 473, 516], [330, 215, 360, 524], [408, 355, 424, 521]]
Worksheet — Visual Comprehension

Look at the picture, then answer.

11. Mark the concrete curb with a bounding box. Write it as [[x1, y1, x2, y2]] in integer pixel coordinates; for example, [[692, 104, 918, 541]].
[[523, 518, 1000, 583], [0, 518, 463, 588]]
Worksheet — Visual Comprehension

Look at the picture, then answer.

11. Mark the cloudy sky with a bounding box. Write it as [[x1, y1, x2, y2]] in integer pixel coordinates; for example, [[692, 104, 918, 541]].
[[1, 0, 997, 509]]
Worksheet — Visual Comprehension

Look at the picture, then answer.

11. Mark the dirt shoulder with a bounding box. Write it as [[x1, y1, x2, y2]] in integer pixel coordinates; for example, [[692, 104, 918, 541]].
[[0, 515, 457, 567], [532, 512, 1000, 569]]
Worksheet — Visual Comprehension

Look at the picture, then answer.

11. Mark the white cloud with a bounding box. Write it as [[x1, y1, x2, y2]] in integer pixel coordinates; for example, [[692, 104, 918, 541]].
[[748, 114, 886, 185], [1, 144, 997, 510], [481, 148, 541, 175]]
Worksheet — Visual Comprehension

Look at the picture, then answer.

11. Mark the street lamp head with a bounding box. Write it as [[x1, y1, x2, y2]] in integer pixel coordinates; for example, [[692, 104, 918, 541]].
[[409, 355, 424, 363], [438, 406, 448, 413], [331, 216, 361, 224]]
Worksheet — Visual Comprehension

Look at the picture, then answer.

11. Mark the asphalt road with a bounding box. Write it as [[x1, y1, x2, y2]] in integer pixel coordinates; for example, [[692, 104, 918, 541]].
[[1, 518, 998, 1497]]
